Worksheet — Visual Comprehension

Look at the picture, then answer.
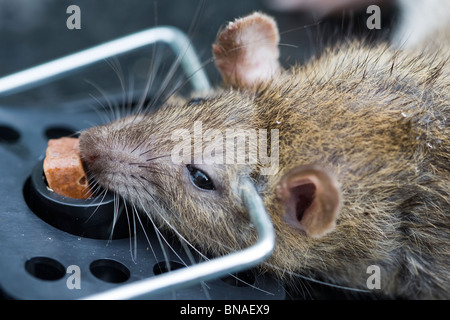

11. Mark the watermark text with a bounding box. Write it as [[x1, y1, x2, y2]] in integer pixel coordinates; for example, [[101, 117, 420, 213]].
[[171, 121, 279, 175]]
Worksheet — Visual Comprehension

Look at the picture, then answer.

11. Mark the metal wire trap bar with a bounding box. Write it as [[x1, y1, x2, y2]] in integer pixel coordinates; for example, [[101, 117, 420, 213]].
[[0, 26, 211, 97]]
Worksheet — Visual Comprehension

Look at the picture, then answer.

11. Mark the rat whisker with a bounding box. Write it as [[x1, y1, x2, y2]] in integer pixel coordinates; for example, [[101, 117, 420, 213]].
[[132, 41, 164, 117], [139, 190, 205, 259], [85, 79, 118, 124], [83, 186, 109, 225], [178, 237, 213, 300], [140, 177, 176, 194], [124, 202, 138, 263], [132, 176, 187, 266], [127, 1, 161, 119], [144, 52, 184, 112], [123, 71, 135, 118], [131, 200, 160, 263], [144, 154, 172, 161], [140, 200, 210, 301], [129, 138, 148, 155], [137, 194, 190, 267], [105, 57, 127, 120], [174, 226, 275, 293], [156, 56, 216, 109], [142, 0, 206, 113], [86, 93, 113, 125], [133, 168, 166, 176], [138, 149, 155, 157], [265, 262, 371, 294], [107, 192, 122, 243], [140, 188, 275, 296], [278, 20, 323, 36], [277, 42, 299, 49]]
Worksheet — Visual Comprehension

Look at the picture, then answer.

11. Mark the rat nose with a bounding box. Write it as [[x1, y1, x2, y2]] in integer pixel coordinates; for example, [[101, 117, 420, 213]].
[[83, 154, 99, 166], [78, 129, 109, 172]]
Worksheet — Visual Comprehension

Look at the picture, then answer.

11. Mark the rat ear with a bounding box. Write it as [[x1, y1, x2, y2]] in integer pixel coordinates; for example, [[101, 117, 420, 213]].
[[212, 12, 281, 89], [276, 165, 341, 238]]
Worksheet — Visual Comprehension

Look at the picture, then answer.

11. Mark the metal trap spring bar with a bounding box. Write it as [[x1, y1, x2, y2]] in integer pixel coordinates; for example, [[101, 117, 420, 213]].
[[0, 26, 210, 96]]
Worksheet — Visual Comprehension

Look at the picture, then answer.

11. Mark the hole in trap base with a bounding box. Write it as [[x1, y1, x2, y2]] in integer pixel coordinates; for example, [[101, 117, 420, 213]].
[[0, 125, 20, 144], [90, 259, 130, 284], [153, 261, 185, 275], [25, 257, 66, 281], [44, 126, 77, 140]]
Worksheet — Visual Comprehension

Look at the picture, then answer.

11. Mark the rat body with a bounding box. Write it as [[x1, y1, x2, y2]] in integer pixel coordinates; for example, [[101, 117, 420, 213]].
[[79, 12, 449, 299]]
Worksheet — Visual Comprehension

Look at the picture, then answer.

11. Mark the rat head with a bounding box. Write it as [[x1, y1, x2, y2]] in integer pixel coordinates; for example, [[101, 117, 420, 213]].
[[80, 12, 341, 272], [79, 89, 273, 254]]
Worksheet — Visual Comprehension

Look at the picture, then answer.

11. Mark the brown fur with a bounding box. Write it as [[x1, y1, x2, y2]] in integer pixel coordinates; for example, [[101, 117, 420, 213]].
[[79, 13, 449, 299], [259, 42, 450, 299]]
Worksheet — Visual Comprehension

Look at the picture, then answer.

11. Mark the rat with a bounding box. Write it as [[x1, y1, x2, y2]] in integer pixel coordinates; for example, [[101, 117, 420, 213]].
[[78, 11, 449, 299]]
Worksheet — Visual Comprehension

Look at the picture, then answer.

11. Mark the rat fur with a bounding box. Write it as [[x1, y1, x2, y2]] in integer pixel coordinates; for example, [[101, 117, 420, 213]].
[[79, 11, 449, 299]]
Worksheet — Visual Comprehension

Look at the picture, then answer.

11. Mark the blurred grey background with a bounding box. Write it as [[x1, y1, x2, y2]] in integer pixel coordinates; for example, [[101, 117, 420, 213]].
[[0, 0, 398, 107]]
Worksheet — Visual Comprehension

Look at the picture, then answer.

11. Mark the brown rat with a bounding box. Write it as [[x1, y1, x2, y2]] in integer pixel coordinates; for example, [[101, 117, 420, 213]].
[[79, 12, 449, 299]]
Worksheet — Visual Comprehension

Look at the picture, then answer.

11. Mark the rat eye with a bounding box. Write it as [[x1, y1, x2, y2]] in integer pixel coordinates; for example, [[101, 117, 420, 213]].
[[186, 165, 216, 191]]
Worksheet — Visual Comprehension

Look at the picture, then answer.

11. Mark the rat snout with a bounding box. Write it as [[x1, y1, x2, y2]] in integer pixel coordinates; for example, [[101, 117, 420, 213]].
[[78, 124, 164, 198], [80, 128, 145, 174]]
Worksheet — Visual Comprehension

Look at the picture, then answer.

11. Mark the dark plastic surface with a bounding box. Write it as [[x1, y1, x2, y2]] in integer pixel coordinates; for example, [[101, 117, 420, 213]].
[[0, 99, 285, 300]]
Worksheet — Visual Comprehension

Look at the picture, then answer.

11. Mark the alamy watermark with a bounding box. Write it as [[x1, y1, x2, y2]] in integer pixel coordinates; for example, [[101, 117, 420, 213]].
[[66, 4, 381, 31], [367, 5, 381, 30], [66, 265, 81, 290], [366, 265, 381, 290], [66, 5, 81, 30], [170, 121, 279, 175]]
